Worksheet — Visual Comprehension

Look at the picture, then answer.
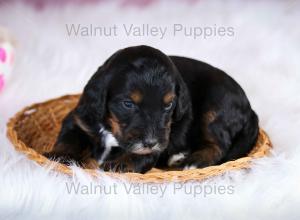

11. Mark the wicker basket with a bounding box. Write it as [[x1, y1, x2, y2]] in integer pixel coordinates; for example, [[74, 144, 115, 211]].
[[7, 94, 272, 183]]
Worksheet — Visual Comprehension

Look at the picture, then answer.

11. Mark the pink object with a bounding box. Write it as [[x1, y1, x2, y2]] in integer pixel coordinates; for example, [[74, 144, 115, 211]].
[[121, 0, 157, 7], [0, 0, 200, 10], [0, 47, 6, 62], [0, 74, 5, 92], [10, 51, 14, 65], [0, 27, 15, 92]]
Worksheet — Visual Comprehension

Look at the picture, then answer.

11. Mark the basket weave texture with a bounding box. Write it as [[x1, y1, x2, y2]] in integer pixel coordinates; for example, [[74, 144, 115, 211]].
[[7, 95, 272, 183]]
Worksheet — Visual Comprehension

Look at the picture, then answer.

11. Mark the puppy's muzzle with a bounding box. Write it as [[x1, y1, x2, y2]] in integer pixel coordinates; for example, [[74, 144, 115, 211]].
[[130, 139, 161, 155]]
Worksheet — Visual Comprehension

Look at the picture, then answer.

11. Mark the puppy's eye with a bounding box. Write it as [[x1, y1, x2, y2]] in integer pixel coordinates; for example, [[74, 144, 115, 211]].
[[164, 102, 173, 111], [122, 100, 135, 109]]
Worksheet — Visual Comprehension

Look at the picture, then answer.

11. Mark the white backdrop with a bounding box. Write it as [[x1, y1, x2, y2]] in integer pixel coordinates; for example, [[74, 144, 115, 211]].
[[0, 1, 300, 219]]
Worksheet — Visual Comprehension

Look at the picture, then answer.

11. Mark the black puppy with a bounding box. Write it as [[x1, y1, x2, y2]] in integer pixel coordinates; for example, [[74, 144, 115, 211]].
[[46, 45, 259, 173]]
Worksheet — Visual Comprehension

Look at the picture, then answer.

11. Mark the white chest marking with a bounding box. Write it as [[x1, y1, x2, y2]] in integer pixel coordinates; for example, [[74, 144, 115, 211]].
[[98, 126, 119, 165]]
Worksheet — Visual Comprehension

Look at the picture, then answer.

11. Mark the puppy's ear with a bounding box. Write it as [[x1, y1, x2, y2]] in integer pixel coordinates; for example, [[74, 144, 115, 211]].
[[174, 72, 191, 122], [75, 64, 113, 130], [47, 73, 112, 164], [47, 53, 120, 164]]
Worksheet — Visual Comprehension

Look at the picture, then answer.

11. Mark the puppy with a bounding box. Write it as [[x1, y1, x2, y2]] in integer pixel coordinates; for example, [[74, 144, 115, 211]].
[[45, 45, 259, 173]]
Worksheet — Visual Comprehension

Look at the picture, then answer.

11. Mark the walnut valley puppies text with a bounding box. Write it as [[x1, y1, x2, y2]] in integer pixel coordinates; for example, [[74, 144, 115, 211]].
[[65, 24, 235, 39], [65, 182, 235, 198]]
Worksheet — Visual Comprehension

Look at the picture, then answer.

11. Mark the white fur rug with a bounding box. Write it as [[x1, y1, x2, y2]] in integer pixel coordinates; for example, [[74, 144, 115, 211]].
[[1, 1, 300, 219]]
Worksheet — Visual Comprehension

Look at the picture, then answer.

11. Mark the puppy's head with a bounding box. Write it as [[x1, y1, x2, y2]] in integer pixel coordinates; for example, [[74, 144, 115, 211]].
[[76, 45, 190, 155]]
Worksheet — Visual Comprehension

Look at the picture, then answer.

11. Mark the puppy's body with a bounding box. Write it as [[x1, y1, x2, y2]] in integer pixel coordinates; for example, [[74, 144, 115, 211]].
[[157, 56, 259, 168], [46, 46, 259, 173]]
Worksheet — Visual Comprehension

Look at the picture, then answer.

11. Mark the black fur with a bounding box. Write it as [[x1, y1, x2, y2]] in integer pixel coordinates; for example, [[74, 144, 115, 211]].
[[45, 45, 259, 173]]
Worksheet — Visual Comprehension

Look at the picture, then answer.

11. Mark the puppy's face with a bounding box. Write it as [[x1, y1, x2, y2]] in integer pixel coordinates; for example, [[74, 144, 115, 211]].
[[106, 62, 176, 155]]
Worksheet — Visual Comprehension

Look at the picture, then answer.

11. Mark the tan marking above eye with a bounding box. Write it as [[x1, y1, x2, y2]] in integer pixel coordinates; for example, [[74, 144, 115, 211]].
[[130, 90, 143, 104], [163, 92, 175, 104]]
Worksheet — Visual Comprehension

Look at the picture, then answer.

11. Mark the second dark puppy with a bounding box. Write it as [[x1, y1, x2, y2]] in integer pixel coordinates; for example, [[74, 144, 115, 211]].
[[45, 45, 259, 173]]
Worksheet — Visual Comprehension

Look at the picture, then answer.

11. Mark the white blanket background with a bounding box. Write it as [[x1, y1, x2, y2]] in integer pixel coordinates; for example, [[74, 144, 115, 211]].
[[0, 1, 300, 219]]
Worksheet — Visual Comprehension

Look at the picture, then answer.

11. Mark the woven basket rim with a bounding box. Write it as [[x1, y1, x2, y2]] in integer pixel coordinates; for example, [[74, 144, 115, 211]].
[[6, 94, 272, 183]]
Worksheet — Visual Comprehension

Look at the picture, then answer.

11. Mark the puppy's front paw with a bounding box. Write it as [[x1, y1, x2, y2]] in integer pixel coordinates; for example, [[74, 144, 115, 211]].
[[167, 152, 188, 167], [182, 146, 223, 170], [43, 152, 74, 166], [183, 164, 198, 170], [101, 161, 133, 173], [101, 154, 135, 173], [182, 159, 211, 170]]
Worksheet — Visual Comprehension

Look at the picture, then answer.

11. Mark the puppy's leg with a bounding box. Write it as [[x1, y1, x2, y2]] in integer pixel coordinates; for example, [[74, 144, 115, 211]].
[[167, 152, 189, 168], [157, 111, 192, 169], [183, 113, 232, 170], [102, 153, 159, 174], [44, 112, 94, 166], [183, 145, 222, 170], [131, 153, 160, 173]]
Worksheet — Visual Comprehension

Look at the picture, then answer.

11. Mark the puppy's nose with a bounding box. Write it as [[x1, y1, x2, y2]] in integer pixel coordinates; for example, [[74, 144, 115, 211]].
[[144, 139, 158, 148]]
